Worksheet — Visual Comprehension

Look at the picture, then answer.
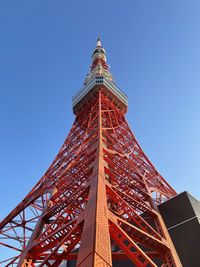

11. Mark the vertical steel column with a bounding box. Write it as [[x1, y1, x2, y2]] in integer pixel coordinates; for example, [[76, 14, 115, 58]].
[[77, 91, 112, 267]]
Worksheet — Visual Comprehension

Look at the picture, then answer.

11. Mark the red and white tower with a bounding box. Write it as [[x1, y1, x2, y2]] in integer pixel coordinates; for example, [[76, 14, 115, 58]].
[[0, 38, 182, 267]]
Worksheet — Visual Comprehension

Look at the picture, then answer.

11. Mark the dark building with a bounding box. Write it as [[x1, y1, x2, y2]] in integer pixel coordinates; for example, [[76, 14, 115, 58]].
[[158, 191, 200, 267]]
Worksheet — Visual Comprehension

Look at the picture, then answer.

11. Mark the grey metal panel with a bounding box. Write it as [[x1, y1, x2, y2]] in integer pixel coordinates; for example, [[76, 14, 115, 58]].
[[187, 192, 200, 218], [158, 191, 197, 228], [168, 217, 200, 267]]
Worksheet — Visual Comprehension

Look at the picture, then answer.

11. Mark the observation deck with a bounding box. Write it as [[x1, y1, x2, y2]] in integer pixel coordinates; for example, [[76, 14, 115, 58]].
[[72, 76, 128, 115]]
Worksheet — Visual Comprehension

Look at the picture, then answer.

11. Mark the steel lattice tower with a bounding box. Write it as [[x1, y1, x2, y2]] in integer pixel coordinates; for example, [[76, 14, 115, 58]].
[[0, 38, 182, 267]]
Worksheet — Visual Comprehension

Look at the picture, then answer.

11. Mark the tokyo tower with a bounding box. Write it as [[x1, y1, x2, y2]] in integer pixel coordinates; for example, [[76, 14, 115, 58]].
[[0, 38, 182, 267]]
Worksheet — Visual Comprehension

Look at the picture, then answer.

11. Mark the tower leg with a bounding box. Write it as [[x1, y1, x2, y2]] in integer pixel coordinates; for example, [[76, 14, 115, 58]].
[[77, 92, 112, 267], [77, 175, 112, 267]]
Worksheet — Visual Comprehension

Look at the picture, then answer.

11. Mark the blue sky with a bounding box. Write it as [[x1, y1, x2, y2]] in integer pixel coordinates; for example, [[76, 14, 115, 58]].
[[0, 0, 200, 220]]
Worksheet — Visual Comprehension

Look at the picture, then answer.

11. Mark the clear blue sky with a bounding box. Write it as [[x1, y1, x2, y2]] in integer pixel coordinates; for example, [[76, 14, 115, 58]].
[[0, 0, 200, 220]]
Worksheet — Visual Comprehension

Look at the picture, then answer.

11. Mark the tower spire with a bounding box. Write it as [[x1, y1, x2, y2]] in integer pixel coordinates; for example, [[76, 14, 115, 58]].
[[96, 35, 102, 47], [82, 37, 114, 89], [73, 37, 128, 114]]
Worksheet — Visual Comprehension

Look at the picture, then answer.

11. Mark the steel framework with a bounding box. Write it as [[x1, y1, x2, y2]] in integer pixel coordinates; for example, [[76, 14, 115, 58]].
[[0, 39, 182, 267]]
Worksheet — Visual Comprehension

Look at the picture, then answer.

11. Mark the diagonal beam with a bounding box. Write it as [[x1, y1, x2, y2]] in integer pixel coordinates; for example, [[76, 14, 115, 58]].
[[109, 220, 157, 267]]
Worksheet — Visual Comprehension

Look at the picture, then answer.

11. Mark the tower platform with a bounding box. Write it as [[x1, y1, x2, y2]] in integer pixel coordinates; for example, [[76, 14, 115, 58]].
[[72, 76, 128, 115]]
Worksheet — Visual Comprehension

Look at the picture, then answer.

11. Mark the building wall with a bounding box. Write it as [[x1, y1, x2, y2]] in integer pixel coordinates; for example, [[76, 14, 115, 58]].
[[158, 191, 200, 267]]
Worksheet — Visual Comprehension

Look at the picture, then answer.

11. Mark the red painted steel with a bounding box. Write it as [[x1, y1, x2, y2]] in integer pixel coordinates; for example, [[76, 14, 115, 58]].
[[0, 39, 182, 266]]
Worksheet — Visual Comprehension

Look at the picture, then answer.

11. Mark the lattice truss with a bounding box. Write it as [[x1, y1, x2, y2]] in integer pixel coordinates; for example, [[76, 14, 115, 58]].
[[0, 91, 181, 267]]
